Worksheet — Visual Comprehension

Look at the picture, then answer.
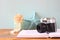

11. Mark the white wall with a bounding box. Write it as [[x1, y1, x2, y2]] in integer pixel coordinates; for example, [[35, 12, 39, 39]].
[[0, 0, 16, 29], [0, 0, 60, 29], [16, 0, 60, 28]]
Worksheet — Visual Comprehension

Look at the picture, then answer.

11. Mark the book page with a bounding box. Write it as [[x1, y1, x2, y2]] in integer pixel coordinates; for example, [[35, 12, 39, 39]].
[[17, 30, 48, 38]]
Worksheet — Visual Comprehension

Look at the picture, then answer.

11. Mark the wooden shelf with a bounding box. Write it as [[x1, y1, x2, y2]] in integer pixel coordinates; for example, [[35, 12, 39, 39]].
[[0, 29, 60, 40]]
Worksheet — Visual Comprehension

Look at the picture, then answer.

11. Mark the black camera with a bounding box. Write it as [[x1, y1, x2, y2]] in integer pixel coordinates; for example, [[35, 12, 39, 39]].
[[37, 18, 56, 33]]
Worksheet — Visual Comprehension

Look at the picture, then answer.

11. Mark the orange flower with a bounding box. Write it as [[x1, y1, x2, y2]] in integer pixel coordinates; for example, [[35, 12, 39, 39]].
[[14, 14, 23, 23]]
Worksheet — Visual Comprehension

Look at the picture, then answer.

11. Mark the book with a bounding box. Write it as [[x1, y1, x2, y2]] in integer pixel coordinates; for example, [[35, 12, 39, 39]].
[[17, 29, 60, 38]]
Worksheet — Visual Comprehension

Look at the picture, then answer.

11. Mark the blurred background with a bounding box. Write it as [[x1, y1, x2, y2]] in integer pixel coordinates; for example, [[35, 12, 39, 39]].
[[0, 0, 60, 29]]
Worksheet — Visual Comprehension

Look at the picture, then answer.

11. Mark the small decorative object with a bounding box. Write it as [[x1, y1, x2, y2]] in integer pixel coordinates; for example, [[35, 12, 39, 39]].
[[10, 14, 23, 35]]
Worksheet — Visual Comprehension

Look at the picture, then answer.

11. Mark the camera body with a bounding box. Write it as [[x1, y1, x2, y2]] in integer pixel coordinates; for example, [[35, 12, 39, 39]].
[[37, 18, 56, 33]]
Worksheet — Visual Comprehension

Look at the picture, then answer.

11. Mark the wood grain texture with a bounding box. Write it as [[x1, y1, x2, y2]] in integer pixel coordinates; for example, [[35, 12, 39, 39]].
[[0, 29, 60, 40]]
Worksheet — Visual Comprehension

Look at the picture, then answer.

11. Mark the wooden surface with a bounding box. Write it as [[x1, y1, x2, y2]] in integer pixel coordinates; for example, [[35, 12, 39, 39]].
[[0, 29, 60, 40]]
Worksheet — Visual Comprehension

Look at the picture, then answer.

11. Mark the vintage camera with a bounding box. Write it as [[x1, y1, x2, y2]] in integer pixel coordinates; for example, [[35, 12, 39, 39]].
[[37, 18, 56, 33]]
